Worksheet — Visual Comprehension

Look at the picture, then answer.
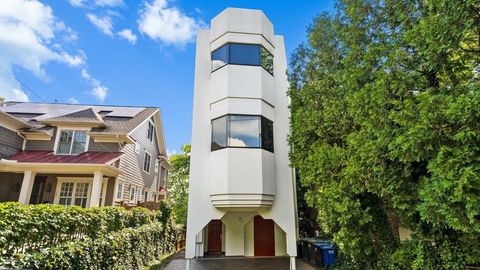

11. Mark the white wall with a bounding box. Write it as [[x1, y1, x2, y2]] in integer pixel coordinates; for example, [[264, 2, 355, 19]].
[[185, 8, 298, 260]]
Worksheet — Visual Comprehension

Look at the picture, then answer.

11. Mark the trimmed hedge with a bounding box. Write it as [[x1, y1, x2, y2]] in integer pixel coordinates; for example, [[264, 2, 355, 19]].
[[1, 221, 180, 270], [0, 202, 182, 269], [0, 202, 159, 255]]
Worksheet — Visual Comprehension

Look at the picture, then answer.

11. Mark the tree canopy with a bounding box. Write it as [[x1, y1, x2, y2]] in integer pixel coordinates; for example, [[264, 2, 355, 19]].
[[166, 144, 190, 226], [289, 0, 480, 268]]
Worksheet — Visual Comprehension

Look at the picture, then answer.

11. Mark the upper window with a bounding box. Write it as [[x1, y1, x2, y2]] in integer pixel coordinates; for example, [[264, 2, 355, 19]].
[[211, 43, 274, 74], [143, 151, 151, 173], [147, 121, 154, 142], [211, 115, 274, 152], [57, 130, 88, 154]]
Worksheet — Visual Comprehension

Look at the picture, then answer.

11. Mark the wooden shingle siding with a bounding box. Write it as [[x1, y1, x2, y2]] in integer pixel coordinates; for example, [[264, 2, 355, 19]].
[[88, 138, 120, 152], [0, 127, 22, 159], [0, 126, 23, 149], [117, 117, 160, 198], [25, 129, 56, 151]]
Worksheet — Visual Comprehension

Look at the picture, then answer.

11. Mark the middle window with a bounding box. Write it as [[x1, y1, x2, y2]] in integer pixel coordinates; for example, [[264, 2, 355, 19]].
[[211, 115, 274, 152]]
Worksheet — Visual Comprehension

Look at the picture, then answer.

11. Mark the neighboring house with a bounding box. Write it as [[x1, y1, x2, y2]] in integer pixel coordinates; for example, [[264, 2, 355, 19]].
[[185, 8, 298, 269], [0, 102, 170, 208]]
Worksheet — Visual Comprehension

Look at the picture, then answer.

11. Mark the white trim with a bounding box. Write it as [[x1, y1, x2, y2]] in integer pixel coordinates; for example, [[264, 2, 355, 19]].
[[143, 150, 151, 174], [53, 127, 91, 155]]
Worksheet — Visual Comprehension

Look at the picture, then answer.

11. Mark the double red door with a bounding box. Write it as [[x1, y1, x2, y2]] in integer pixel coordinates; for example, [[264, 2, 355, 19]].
[[254, 215, 275, 256]]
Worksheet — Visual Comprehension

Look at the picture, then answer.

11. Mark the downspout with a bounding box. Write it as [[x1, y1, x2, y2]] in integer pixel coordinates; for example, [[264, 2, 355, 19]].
[[17, 132, 26, 151]]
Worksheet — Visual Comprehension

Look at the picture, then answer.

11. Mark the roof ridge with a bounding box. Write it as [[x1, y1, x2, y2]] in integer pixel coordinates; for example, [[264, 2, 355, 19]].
[[4, 101, 158, 109]]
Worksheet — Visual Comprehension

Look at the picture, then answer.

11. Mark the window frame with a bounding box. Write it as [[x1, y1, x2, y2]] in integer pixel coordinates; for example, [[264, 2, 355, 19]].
[[54, 177, 107, 207], [115, 181, 124, 201], [143, 151, 152, 173], [210, 114, 274, 153], [211, 42, 274, 75], [129, 185, 136, 202], [147, 120, 154, 142], [54, 128, 90, 155]]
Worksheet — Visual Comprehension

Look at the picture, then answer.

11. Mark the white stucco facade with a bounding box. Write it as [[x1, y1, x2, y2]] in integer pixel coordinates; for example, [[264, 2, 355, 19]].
[[185, 8, 298, 270]]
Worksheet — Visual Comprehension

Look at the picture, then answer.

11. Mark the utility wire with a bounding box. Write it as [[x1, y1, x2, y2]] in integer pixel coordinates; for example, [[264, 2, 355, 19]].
[[0, 64, 49, 102]]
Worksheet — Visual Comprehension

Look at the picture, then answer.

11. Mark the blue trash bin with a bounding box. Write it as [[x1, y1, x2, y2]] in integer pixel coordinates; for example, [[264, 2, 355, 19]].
[[319, 244, 336, 267]]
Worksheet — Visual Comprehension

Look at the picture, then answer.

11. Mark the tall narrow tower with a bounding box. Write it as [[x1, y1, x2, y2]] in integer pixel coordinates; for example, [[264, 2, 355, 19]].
[[186, 8, 298, 269]]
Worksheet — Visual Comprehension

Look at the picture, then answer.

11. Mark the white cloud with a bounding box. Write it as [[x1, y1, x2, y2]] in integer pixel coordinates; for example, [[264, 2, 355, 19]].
[[118, 29, 137, 44], [67, 97, 79, 104], [68, 0, 86, 7], [138, 0, 203, 46], [92, 81, 108, 101], [94, 0, 123, 7], [86, 13, 113, 36], [0, 0, 85, 101], [69, 0, 122, 8], [80, 68, 108, 102]]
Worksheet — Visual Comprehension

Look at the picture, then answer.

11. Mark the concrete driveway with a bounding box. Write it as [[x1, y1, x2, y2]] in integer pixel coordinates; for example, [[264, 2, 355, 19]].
[[162, 251, 317, 270]]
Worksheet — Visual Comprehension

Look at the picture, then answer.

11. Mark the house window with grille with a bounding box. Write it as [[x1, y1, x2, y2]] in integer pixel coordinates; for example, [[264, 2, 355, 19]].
[[143, 151, 151, 173], [147, 121, 154, 142]]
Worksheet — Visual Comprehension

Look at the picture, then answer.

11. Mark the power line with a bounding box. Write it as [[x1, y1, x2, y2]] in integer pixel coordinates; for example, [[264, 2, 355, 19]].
[[0, 64, 49, 102]]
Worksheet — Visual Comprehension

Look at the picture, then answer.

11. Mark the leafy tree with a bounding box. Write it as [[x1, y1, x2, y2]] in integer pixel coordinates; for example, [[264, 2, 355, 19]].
[[289, 0, 480, 268], [167, 144, 190, 226]]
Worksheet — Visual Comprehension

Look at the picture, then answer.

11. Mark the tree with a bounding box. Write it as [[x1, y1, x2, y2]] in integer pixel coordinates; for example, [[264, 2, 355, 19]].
[[167, 144, 190, 226], [289, 0, 480, 268]]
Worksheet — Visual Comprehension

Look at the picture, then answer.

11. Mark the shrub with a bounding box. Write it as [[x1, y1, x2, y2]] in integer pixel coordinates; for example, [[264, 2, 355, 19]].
[[1, 221, 182, 270], [0, 202, 161, 255], [0, 202, 182, 270]]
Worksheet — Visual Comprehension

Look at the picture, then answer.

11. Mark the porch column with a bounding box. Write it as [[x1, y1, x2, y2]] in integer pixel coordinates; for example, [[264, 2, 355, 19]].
[[18, 171, 36, 204], [89, 171, 103, 207]]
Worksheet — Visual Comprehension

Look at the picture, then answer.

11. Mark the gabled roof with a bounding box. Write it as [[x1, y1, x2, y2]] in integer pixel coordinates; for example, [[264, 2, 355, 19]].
[[42, 108, 104, 126], [0, 102, 168, 157]]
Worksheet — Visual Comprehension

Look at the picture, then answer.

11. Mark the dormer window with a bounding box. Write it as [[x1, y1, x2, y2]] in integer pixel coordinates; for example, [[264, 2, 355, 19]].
[[147, 121, 154, 142], [57, 130, 88, 154]]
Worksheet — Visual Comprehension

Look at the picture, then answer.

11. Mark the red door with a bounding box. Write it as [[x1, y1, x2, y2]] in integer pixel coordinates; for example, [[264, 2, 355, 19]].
[[254, 215, 275, 256], [207, 220, 222, 253]]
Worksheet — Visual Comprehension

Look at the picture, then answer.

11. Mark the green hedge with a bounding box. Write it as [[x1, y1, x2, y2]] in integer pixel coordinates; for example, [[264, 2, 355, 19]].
[[0, 202, 182, 269], [0, 202, 161, 255], [1, 221, 180, 270]]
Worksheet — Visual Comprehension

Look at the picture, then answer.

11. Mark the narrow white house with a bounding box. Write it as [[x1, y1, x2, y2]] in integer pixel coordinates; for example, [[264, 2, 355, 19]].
[[185, 7, 298, 270]]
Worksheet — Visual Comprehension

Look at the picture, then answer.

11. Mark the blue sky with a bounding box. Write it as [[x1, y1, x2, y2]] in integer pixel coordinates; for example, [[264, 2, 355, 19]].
[[0, 0, 334, 153]]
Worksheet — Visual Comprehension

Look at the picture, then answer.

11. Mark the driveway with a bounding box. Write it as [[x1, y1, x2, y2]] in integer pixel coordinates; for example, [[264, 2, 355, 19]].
[[162, 251, 317, 270]]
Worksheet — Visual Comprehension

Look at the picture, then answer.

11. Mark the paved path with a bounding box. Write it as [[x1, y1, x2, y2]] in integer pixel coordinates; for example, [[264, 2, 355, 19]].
[[162, 251, 317, 270]]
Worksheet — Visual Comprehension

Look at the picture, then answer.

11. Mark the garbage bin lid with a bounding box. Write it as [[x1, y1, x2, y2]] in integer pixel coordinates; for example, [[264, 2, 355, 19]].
[[319, 244, 335, 250]]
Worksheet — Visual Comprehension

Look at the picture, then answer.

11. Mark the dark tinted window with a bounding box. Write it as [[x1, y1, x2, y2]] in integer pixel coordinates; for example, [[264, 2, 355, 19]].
[[211, 43, 274, 74], [261, 47, 274, 74], [229, 44, 260, 66], [211, 115, 273, 152], [211, 45, 228, 71], [211, 116, 227, 150], [261, 117, 274, 152], [229, 115, 261, 147]]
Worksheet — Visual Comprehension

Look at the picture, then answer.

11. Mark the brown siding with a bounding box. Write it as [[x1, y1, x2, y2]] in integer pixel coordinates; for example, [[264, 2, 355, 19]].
[[88, 138, 120, 152], [25, 129, 56, 151], [0, 126, 23, 148], [117, 117, 160, 203], [0, 126, 22, 159]]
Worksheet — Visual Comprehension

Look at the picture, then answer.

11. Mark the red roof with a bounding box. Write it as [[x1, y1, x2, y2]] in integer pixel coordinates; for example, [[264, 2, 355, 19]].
[[10, 151, 123, 164]]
